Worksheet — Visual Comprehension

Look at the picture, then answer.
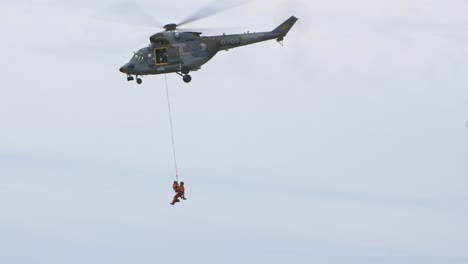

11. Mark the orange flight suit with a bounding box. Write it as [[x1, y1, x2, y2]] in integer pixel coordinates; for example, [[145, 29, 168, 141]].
[[177, 185, 185, 198], [171, 185, 185, 204]]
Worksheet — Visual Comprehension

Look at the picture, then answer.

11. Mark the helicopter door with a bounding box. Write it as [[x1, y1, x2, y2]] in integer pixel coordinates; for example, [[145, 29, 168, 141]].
[[155, 48, 168, 64], [154, 46, 179, 65]]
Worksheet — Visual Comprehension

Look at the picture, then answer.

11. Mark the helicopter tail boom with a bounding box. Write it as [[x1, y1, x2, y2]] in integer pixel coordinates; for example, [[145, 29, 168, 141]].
[[209, 16, 298, 51]]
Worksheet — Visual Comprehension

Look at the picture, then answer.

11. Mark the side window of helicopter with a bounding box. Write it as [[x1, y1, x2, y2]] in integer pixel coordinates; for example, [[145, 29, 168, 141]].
[[147, 53, 154, 64], [174, 32, 180, 39]]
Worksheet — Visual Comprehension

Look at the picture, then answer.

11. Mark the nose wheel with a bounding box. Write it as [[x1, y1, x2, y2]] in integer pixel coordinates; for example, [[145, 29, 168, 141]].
[[127, 75, 142, 84]]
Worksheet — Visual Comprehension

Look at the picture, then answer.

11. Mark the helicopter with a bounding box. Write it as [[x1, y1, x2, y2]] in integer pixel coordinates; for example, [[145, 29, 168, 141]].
[[118, 6, 298, 84]]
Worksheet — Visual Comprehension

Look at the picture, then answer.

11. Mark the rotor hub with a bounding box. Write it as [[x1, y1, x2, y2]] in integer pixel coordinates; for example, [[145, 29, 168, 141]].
[[163, 23, 177, 31]]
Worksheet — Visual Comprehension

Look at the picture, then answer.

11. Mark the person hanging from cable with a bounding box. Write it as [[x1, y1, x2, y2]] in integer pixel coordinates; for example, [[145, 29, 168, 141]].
[[170, 181, 180, 204], [170, 181, 186, 205], [172, 181, 179, 192], [179, 181, 186, 200]]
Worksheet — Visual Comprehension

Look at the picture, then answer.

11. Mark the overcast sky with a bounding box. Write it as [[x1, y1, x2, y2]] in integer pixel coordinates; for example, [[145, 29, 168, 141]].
[[1, 0, 467, 263]]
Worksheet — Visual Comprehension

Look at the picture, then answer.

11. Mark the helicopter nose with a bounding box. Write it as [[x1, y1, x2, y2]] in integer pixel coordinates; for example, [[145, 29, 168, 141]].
[[119, 63, 135, 74]]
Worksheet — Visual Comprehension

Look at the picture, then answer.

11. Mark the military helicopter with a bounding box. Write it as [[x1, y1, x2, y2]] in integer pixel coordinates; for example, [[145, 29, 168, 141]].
[[118, 5, 298, 84]]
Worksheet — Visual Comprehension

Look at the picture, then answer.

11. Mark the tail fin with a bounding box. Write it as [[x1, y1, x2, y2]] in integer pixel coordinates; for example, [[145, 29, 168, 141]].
[[272, 16, 298, 36]]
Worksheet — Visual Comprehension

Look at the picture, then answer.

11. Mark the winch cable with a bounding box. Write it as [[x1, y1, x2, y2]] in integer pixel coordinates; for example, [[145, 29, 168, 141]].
[[164, 74, 179, 181]]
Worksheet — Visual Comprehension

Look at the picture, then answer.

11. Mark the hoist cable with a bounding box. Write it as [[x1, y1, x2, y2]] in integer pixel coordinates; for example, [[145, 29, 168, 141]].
[[164, 74, 179, 181]]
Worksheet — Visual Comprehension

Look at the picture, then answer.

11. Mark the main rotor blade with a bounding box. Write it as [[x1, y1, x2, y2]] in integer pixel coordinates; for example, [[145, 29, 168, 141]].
[[177, 0, 251, 27], [93, 2, 162, 29], [178, 26, 247, 34]]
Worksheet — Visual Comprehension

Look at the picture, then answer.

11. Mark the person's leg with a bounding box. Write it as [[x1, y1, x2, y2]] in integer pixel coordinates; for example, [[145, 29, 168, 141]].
[[171, 193, 179, 205]]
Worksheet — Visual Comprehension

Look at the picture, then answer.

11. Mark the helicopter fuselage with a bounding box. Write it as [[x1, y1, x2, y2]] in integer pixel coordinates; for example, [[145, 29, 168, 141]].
[[119, 16, 298, 83]]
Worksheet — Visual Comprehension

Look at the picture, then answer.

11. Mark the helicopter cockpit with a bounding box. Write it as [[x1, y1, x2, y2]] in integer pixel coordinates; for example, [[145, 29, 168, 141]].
[[131, 53, 144, 62], [131, 47, 154, 63]]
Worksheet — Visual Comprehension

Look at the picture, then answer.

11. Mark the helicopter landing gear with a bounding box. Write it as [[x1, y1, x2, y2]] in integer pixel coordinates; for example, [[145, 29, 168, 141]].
[[183, 75, 192, 83], [176, 72, 192, 83], [127, 75, 142, 84], [181, 66, 190, 75]]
